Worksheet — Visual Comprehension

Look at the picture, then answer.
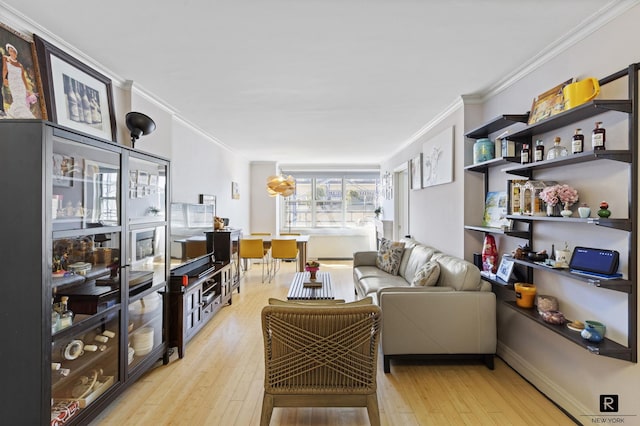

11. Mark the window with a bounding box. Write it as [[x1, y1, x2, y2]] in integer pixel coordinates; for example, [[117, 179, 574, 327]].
[[280, 172, 379, 229]]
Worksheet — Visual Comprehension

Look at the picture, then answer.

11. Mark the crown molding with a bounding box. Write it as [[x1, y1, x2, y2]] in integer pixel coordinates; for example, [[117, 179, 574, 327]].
[[481, 0, 640, 101]]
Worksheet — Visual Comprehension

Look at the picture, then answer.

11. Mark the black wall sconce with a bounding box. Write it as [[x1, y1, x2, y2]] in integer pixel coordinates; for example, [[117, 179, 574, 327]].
[[126, 112, 156, 149]]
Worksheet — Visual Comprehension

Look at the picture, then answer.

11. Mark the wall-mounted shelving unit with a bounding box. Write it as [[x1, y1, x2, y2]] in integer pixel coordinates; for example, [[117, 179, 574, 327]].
[[463, 63, 638, 363]]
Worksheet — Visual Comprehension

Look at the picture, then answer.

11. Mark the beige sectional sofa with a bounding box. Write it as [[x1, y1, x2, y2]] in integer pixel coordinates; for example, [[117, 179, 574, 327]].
[[353, 238, 497, 373]]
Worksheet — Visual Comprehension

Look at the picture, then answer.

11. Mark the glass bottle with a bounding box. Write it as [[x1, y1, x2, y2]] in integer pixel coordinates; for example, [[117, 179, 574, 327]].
[[546, 137, 568, 160], [592, 121, 606, 150], [572, 129, 584, 154], [534, 139, 544, 162], [59, 296, 74, 330], [51, 298, 60, 333], [520, 144, 530, 164]]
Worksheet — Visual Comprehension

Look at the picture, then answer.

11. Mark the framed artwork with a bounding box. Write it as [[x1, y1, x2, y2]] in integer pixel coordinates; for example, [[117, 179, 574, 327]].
[[232, 182, 240, 199], [482, 191, 508, 228], [33, 34, 116, 141], [149, 174, 158, 186], [52, 153, 74, 187], [422, 126, 454, 188], [410, 154, 422, 190], [528, 78, 574, 125], [496, 256, 515, 283], [136, 170, 149, 186], [0, 22, 46, 119]]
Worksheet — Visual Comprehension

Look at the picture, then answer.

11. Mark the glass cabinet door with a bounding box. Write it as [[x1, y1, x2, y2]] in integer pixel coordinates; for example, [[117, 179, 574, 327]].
[[52, 137, 121, 232], [127, 291, 164, 370]]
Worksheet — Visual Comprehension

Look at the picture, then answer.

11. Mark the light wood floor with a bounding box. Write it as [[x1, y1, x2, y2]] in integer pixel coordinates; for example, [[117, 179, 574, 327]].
[[91, 260, 576, 426]]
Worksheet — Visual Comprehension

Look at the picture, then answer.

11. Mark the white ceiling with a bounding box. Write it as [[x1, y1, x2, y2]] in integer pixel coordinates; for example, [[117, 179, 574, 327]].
[[3, 0, 622, 164]]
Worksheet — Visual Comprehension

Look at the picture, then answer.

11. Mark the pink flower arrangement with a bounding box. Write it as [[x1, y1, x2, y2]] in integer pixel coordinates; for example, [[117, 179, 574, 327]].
[[539, 184, 579, 207]]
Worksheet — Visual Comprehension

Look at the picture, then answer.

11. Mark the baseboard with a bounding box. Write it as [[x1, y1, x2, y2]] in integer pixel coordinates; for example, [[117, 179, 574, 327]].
[[497, 342, 587, 423]]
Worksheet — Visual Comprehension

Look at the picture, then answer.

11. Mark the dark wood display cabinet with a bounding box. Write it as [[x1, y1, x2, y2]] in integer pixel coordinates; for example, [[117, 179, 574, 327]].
[[207, 228, 242, 293], [168, 255, 233, 358], [0, 120, 171, 425], [464, 63, 638, 363]]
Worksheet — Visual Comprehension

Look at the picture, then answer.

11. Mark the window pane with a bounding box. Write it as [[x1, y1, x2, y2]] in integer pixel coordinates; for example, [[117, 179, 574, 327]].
[[345, 178, 378, 224]]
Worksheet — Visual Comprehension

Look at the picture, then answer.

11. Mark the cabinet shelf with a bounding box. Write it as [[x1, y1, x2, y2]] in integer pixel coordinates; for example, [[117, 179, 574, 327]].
[[465, 114, 530, 139], [505, 214, 631, 232], [504, 302, 633, 362], [507, 100, 632, 143], [501, 150, 632, 177], [464, 157, 520, 173], [509, 258, 632, 293], [464, 225, 530, 239]]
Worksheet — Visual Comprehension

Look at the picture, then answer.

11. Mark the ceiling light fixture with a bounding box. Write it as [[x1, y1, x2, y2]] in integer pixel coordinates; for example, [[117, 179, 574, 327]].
[[126, 112, 156, 149], [266, 174, 296, 197]]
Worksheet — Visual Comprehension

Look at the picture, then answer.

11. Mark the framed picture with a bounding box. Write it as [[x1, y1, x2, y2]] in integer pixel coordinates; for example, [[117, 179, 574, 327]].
[[136, 170, 149, 186], [482, 191, 508, 228], [528, 78, 574, 125], [496, 256, 515, 283], [52, 153, 74, 187], [410, 154, 422, 190], [422, 126, 454, 188], [0, 23, 46, 119], [149, 174, 158, 187], [232, 182, 240, 199], [33, 34, 116, 141]]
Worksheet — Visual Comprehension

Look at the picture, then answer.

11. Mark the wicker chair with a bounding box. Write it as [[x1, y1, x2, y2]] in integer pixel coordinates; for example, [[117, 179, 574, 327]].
[[260, 301, 382, 426]]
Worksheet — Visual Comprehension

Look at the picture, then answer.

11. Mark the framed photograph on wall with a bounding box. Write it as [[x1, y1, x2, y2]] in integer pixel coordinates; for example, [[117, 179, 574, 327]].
[[422, 126, 454, 188], [410, 154, 422, 190], [231, 182, 240, 199], [0, 23, 47, 119], [33, 34, 116, 141]]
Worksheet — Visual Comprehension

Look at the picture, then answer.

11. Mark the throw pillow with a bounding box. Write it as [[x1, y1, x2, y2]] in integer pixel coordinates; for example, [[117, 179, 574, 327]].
[[411, 261, 441, 287], [376, 238, 405, 275]]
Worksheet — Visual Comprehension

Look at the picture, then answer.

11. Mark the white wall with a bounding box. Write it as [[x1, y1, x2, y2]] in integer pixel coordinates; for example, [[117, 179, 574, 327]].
[[382, 107, 467, 258], [250, 162, 278, 234]]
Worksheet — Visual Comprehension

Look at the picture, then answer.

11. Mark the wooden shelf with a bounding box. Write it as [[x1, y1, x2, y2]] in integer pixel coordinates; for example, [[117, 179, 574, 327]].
[[503, 301, 633, 362], [501, 149, 632, 177], [509, 258, 632, 293], [465, 114, 529, 139], [505, 214, 631, 232], [464, 157, 519, 173], [507, 100, 632, 143], [464, 225, 530, 239]]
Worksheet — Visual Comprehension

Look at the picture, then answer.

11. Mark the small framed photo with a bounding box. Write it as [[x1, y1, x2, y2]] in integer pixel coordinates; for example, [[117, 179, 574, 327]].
[[34, 35, 116, 141], [136, 171, 149, 185], [496, 256, 515, 283], [232, 182, 240, 199], [410, 154, 422, 190], [528, 78, 574, 125]]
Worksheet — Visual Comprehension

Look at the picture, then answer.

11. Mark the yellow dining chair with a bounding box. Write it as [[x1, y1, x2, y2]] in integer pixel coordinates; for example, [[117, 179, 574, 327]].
[[239, 238, 270, 282], [269, 239, 298, 282], [251, 233, 272, 250], [279, 232, 300, 236]]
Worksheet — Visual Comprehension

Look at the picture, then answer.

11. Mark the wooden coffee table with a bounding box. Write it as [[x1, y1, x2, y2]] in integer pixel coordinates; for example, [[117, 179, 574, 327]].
[[287, 271, 334, 300]]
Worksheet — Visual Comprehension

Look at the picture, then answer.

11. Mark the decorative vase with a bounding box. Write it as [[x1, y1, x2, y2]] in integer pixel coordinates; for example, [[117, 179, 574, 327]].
[[481, 234, 498, 274], [560, 202, 573, 218], [306, 267, 318, 280], [578, 204, 591, 218], [598, 201, 611, 218]]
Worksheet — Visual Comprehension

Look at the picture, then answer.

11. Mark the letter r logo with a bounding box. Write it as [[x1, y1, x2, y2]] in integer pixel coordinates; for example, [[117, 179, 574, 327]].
[[600, 395, 618, 412]]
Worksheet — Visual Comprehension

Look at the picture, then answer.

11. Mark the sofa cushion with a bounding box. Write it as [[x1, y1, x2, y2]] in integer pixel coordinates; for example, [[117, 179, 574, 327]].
[[400, 245, 437, 281], [354, 265, 397, 281], [411, 261, 440, 287], [376, 238, 405, 275], [432, 253, 482, 291], [359, 275, 409, 296]]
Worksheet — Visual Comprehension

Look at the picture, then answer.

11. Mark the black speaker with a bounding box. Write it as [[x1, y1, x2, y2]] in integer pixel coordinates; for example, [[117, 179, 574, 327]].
[[473, 253, 482, 269]]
